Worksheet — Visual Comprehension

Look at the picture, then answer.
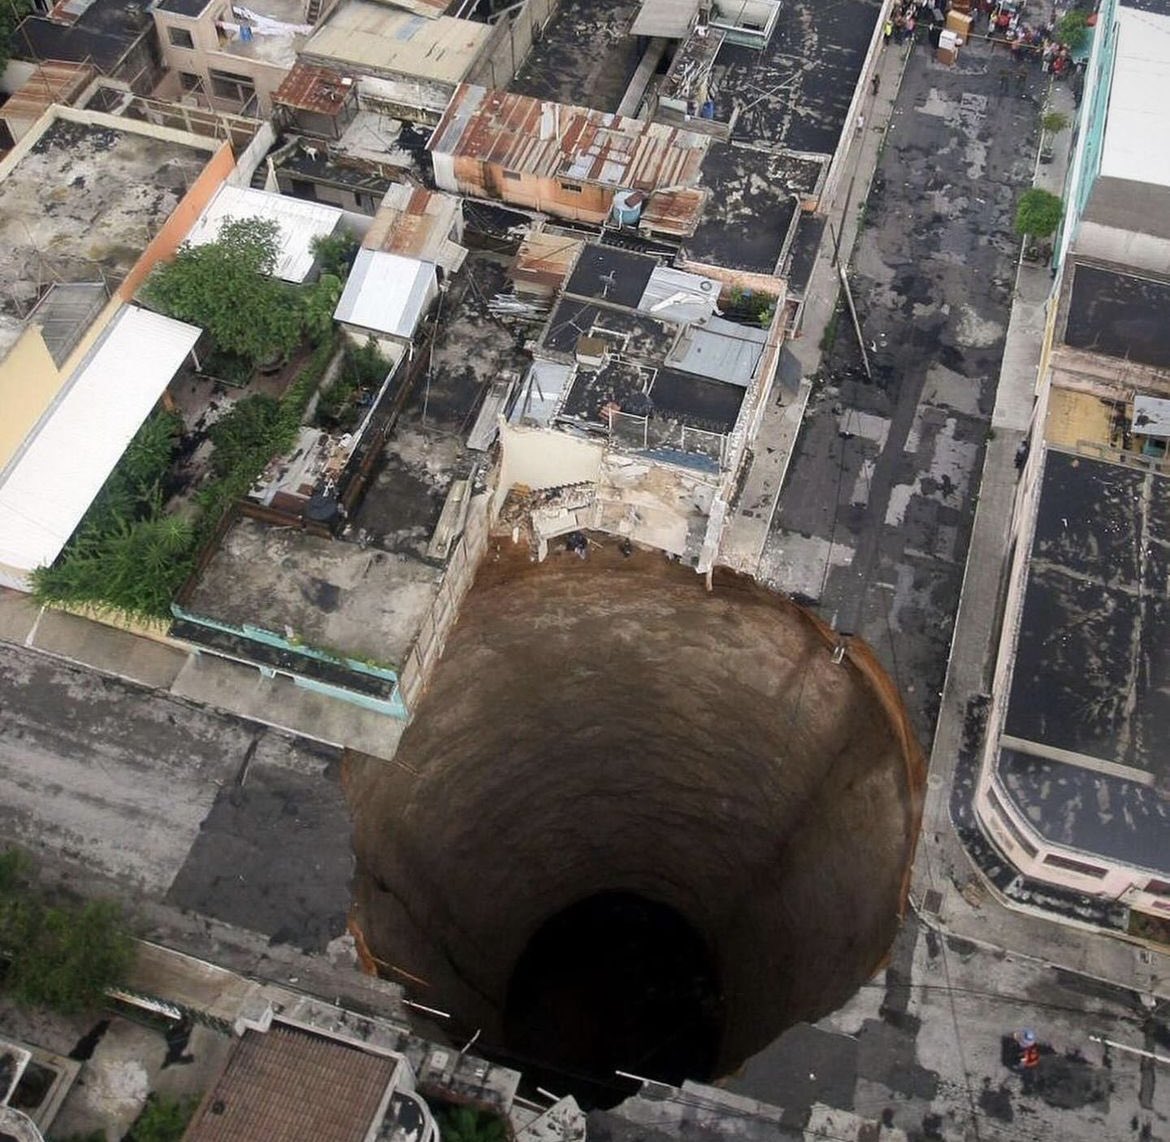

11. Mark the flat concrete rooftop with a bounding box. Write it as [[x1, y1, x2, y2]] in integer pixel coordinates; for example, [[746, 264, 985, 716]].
[[1063, 262, 1170, 370], [508, 0, 643, 112], [0, 116, 212, 328], [998, 449, 1170, 872], [185, 516, 442, 668]]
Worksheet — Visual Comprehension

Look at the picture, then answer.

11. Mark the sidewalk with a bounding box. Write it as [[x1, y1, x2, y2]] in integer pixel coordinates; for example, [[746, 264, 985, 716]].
[[720, 39, 912, 573], [912, 80, 1170, 997], [0, 589, 405, 761]]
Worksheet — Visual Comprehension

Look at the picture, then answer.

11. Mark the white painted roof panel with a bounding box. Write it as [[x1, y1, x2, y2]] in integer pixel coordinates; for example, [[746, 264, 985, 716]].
[[1100, 8, 1170, 189], [0, 305, 201, 575], [637, 265, 719, 324], [1133, 394, 1170, 438], [333, 248, 437, 338], [185, 185, 343, 283], [631, 0, 698, 38]]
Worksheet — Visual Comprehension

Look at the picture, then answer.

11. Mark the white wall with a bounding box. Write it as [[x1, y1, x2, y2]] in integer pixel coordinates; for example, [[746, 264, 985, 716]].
[[497, 424, 605, 503]]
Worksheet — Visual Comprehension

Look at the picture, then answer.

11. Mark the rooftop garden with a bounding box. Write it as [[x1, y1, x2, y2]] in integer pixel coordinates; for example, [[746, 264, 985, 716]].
[[30, 220, 354, 622]]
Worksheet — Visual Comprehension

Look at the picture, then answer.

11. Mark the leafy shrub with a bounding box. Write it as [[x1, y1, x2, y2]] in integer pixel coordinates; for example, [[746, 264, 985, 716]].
[[126, 1094, 199, 1142], [0, 848, 133, 1014]]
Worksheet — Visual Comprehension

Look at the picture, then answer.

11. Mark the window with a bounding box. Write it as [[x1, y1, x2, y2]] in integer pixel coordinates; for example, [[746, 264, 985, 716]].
[[179, 71, 201, 92], [1043, 853, 1107, 879], [167, 26, 195, 48], [502, 170, 521, 181], [208, 68, 256, 107], [559, 181, 583, 194], [1145, 879, 1170, 896]]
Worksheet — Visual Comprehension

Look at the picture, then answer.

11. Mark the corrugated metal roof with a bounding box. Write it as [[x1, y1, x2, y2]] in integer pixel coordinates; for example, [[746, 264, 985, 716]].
[[429, 84, 709, 193], [304, 2, 491, 84], [0, 305, 200, 577], [334, 248, 437, 337], [511, 231, 583, 293], [362, 184, 466, 272], [637, 265, 718, 324], [185, 1025, 397, 1142], [185, 185, 343, 283], [0, 60, 95, 140], [510, 361, 573, 426], [630, 0, 698, 39], [639, 186, 706, 236], [1133, 394, 1170, 438], [272, 60, 356, 114], [665, 324, 764, 385]]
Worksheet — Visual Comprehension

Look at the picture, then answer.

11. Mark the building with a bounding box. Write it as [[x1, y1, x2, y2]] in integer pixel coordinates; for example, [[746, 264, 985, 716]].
[[0, 60, 96, 145], [361, 183, 467, 276], [151, 0, 342, 116], [184, 183, 345, 282], [184, 1024, 436, 1142], [975, 0, 1170, 938], [334, 250, 440, 346], [497, 239, 785, 566], [299, 1, 494, 124], [0, 104, 241, 591], [427, 84, 710, 237], [8, 0, 161, 93]]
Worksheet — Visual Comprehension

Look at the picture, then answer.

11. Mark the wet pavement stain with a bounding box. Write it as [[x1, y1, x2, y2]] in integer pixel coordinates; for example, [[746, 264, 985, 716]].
[[763, 38, 1043, 744]]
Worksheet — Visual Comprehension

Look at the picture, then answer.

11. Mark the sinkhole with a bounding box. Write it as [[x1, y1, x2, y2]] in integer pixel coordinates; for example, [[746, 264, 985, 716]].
[[347, 538, 924, 1104]]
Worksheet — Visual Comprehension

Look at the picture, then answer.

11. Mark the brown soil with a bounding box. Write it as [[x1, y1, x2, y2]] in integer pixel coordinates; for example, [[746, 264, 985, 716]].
[[346, 535, 924, 1087]]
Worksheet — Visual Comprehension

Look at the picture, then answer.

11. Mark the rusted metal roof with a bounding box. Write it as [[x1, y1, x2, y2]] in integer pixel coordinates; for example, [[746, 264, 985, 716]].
[[184, 1025, 399, 1142], [362, 183, 466, 272], [641, 187, 706, 236], [0, 61, 95, 139], [511, 230, 583, 292], [273, 60, 355, 115], [430, 84, 709, 194]]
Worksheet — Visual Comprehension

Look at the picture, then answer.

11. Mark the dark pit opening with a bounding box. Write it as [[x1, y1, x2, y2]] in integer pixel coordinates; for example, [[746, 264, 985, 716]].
[[503, 891, 722, 1104], [348, 542, 923, 1100]]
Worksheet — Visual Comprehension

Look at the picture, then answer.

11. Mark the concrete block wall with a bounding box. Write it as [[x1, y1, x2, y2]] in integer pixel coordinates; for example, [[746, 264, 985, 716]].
[[397, 490, 493, 714]]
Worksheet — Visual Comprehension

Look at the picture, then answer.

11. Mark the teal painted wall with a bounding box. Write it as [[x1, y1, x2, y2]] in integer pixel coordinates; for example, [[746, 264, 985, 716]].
[[172, 602, 408, 719], [1055, 0, 1120, 268]]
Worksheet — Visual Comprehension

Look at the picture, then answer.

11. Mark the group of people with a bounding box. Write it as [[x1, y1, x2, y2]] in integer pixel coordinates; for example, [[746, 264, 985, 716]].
[[883, 1, 935, 45], [986, 3, 1081, 77]]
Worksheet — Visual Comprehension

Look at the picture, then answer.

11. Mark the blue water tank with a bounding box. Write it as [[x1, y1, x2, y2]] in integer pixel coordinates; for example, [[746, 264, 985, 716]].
[[700, 99, 716, 119], [610, 189, 645, 226]]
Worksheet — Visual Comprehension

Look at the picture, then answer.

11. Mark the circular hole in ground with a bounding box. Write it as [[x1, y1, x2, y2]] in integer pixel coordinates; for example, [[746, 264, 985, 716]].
[[502, 891, 722, 1105], [348, 542, 924, 1105]]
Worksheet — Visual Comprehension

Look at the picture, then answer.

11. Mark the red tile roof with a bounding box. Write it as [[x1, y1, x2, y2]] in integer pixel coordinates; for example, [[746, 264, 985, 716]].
[[183, 1025, 397, 1142]]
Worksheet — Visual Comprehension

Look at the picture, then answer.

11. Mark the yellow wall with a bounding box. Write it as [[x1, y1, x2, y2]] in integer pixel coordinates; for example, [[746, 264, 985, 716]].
[[0, 327, 63, 470]]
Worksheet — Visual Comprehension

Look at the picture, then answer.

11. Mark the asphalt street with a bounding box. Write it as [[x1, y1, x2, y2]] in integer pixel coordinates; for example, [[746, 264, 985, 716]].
[[761, 36, 1043, 746], [0, 644, 353, 956]]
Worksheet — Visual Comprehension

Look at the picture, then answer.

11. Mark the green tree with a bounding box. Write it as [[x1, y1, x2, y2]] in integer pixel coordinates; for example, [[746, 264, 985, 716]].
[[141, 217, 302, 365], [0, 848, 134, 1014], [301, 273, 342, 345], [1041, 110, 1070, 135], [126, 1094, 199, 1142], [436, 1107, 507, 1142], [1014, 188, 1063, 240], [1056, 9, 1090, 52], [310, 229, 359, 279], [0, 0, 35, 73]]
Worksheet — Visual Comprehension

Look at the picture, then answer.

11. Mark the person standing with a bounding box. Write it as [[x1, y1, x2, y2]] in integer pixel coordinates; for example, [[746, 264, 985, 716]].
[[884, 16, 894, 43]]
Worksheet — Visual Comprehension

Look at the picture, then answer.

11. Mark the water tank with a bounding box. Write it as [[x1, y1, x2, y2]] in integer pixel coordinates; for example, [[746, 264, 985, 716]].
[[610, 189, 645, 227]]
